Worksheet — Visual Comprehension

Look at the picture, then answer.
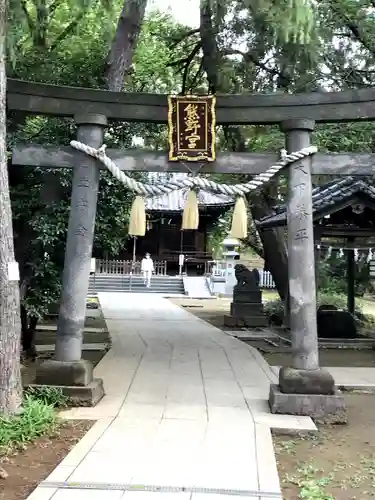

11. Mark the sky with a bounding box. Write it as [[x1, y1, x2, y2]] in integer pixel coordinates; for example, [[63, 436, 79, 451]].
[[148, 0, 200, 27]]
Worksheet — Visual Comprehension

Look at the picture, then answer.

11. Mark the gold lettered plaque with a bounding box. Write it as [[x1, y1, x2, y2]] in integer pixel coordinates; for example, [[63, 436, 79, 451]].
[[168, 95, 216, 162]]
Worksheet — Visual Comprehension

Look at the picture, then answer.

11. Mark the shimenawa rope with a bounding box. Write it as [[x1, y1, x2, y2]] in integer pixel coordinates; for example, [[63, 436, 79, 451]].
[[70, 140, 317, 197]]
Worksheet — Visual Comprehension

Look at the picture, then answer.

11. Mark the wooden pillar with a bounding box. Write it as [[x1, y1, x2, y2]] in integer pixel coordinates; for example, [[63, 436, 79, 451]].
[[55, 113, 107, 361], [281, 119, 319, 371], [347, 239, 355, 315]]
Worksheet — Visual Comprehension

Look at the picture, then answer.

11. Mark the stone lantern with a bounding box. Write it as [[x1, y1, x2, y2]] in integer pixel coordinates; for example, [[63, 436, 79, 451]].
[[222, 237, 240, 295]]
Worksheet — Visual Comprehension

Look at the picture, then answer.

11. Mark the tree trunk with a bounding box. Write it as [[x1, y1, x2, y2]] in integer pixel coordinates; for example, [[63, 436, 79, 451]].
[[20, 305, 37, 360], [198, 1, 289, 301], [250, 197, 289, 301], [105, 0, 148, 91], [0, 0, 22, 415]]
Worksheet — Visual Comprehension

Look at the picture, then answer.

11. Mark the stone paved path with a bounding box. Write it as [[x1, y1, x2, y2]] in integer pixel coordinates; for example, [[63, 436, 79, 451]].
[[28, 293, 316, 500]]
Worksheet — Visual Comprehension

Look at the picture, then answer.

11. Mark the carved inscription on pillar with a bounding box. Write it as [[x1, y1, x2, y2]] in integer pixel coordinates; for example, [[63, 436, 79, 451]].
[[282, 119, 319, 371]]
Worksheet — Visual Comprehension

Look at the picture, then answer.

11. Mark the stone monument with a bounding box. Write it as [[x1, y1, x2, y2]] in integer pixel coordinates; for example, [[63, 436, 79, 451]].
[[224, 264, 268, 327]]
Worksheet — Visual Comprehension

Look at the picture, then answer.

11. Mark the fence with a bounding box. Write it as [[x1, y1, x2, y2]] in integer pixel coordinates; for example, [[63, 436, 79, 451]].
[[96, 259, 167, 276], [204, 260, 276, 289]]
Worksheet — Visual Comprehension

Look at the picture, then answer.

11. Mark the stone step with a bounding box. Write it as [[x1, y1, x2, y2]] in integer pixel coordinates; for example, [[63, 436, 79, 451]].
[[36, 343, 109, 352], [37, 325, 105, 333]]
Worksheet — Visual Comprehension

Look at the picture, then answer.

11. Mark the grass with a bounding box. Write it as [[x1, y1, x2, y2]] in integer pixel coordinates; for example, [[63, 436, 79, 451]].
[[285, 464, 335, 500], [0, 387, 68, 455], [87, 297, 99, 304]]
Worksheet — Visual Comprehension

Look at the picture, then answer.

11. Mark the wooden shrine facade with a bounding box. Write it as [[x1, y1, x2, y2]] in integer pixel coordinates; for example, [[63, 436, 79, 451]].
[[114, 183, 234, 275], [257, 176, 375, 314]]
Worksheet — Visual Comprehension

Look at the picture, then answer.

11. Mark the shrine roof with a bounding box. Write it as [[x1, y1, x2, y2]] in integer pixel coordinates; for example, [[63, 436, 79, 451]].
[[145, 173, 234, 211], [257, 176, 375, 228]]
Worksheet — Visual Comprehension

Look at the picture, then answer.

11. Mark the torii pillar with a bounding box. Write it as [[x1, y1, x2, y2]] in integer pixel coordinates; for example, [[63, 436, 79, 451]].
[[34, 113, 106, 405], [269, 119, 347, 423]]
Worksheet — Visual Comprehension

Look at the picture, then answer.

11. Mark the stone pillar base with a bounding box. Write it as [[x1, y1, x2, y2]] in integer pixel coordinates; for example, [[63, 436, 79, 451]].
[[268, 384, 347, 424], [279, 366, 335, 395], [33, 359, 104, 407]]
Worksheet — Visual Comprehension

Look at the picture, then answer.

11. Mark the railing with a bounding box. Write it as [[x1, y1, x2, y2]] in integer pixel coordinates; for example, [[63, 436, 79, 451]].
[[160, 250, 213, 261], [204, 260, 276, 289], [259, 270, 276, 289], [96, 259, 167, 276]]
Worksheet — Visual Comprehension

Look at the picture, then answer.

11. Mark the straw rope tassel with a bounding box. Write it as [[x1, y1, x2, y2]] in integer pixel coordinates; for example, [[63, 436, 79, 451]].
[[128, 195, 146, 236], [230, 196, 248, 239], [182, 189, 199, 230]]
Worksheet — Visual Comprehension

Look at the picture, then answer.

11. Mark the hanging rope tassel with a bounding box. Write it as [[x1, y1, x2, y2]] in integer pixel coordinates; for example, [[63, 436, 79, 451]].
[[230, 196, 248, 239], [182, 189, 199, 230], [128, 195, 146, 237]]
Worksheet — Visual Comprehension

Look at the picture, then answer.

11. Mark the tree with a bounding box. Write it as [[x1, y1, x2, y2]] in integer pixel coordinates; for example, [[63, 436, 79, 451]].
[[105, 0, 148, 91], [162, 0, 375, 299], [0, 0, 22, 414], [8, 5, 190, 357]]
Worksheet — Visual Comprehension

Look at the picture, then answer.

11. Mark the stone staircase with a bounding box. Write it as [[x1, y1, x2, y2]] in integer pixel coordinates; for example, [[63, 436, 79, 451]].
[[88, 274, 185, 295], [182, 276, 212, 298]]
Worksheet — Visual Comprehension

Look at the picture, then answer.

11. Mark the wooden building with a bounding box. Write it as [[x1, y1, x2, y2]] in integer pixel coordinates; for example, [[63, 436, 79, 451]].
[[117, 174, 234, 275], [257, 176, 375, 314]]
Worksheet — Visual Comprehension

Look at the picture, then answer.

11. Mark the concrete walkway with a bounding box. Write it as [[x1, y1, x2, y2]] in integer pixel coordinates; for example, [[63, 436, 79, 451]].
[[28, 293, 316, 500]]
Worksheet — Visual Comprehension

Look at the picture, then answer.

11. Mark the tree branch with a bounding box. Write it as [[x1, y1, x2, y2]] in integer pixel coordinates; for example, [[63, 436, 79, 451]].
[[224, 48, 291, 89], [20, 0, 35, 35], [49, 11, 85, 51], [199, 0, 219, 92], [168, 28, 200, 48], [331, 2, 375, 57]]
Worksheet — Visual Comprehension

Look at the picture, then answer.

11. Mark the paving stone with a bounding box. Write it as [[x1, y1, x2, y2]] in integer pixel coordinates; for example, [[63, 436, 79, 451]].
[[52, 490, 124, 499], [28, 292, 322, 500]]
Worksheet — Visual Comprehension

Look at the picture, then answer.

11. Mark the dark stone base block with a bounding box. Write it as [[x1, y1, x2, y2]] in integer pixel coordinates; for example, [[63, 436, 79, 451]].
[[224, 314, 268, 328], [279, 366, 335, 395], [269, 384, 348, 424], [26, 379, 105, 407], [317, 309, 357, 339], [35, 359, 93, 387]]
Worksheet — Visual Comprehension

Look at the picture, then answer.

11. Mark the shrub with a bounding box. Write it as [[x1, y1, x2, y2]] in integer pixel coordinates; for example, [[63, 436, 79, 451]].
[[264, 299, 284, 318], [317, 292, 363, 314], [0, 387, 68, 454], [264, 293, 363, 324], [0, 396, 57, 453], [25, 386, 69, 408]]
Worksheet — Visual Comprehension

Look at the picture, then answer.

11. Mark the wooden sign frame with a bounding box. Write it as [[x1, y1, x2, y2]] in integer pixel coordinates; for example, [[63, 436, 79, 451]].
[[168, 95, 216, 162]]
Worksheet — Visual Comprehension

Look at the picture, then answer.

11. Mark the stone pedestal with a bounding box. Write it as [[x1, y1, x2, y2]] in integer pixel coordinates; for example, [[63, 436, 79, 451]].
[[224, 265, 267, 328], [317, 309, 357, 339], [33, 359, 104, 406], [269, 367, 347, 423]]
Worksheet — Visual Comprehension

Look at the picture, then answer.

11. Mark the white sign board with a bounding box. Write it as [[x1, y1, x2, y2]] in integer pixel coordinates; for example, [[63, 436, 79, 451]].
[[369, 260, 375, 277], [90, 258, 96, 273], [8, 262, 20, 281], [178, 254, 184, 266]]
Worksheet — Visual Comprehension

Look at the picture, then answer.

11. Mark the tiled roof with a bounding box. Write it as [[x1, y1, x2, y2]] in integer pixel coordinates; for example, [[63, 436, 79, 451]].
[[257, 176, 375, 228], [145, 173, 235, 212]]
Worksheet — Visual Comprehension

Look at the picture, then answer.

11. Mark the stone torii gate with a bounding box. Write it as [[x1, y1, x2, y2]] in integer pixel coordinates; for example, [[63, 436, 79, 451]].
[[9, 78, 375, 419]]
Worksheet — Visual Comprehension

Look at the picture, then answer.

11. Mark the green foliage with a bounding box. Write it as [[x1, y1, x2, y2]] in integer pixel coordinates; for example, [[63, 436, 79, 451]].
[[25, 386, 69, 408], [8, 0, 375, 321], [318, 255, 371, 298], [264, 292, 363, 320], [0, 395, 58, 454], [264, 298, 285, 318], [8, 8, 189, 321], [318, 291, 362, 313], [286, 464, 334, 500]]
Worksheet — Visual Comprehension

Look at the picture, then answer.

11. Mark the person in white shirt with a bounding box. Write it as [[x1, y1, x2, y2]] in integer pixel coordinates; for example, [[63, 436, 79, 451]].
[[141, 253, 154, 288]]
